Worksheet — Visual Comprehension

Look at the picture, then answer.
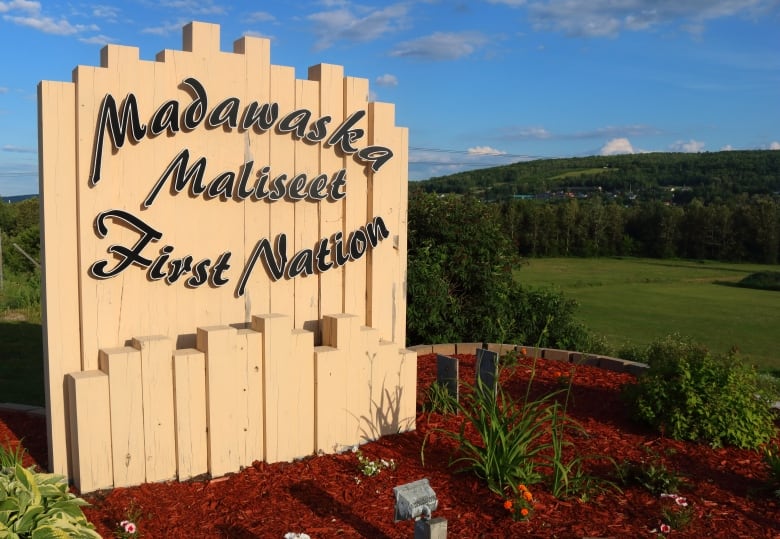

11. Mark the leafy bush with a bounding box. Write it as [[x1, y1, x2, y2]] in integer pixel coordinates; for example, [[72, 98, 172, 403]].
[[406, 189, 608, 351], [0, 444, 100, 538], [622, 335, 778, 449], [735, 271, 780, 291]]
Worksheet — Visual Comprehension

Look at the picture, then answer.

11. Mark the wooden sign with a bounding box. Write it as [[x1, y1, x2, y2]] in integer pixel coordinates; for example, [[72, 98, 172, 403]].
[[38, 22, 414, 492]]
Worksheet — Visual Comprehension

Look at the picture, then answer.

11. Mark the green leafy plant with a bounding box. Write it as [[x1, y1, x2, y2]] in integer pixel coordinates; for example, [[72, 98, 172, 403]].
[[616, 457, 685, 496], [764, 443, 780, 499], [0, 448, 100, 539], [0, 442, 26, 468], [352, 448, 396, 480], [659, 493, 694, 532], [423, 381, 458, 415], [622, 334, 777, 449]]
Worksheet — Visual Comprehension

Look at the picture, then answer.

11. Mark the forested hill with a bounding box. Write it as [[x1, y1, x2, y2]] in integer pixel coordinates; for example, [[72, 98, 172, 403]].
[[417, 150, 780, 203]]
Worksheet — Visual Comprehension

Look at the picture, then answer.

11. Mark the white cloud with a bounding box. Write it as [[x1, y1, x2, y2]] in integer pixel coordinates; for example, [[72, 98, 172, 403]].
[[468, 146, 507, 155], [92, 5, 120, 22], [0, 0, 39, 14], [721, 144, 734, 151], [3, 15, 87, 35], [600, 138, 634, 155], [79, 34, 115, 46], [308, 4, 409, 50], [390, 31, 488, 60], [3, 144, 36, 153], [248, 11, 276, 23], [501, 126, 553, 140], [375, 74, 398, 87], [523, 0, 776, 38], [670, 139, 705, 152], [769, 141, 780, 150]]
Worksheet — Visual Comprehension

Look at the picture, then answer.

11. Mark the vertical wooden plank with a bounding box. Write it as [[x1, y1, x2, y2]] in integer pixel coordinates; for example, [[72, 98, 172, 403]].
[[197, 326, 240, 477], [355, 325, 381, 443], [292, 328, 315, 456], [66, 371, 112, 493], [367, 102, 404, 343], [235, 328, 264, 467], [99, 347, 145, 487], [293, 78, 321, 335], [268, 65, 297, 319], [308, 64, 346, 336], [131, 335, 176, 482], [233, 34, 272, 317], [314, 314, 358, 453], [37, 80, 80, 478], [343, 77, 370, 322], [253, 314, 314, 462], [172, 349, 207, 480], [398, 348, 418, 433]]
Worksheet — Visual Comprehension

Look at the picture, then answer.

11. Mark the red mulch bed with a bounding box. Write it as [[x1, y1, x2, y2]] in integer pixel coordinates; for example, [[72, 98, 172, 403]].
[[2, 353, 778, 538]]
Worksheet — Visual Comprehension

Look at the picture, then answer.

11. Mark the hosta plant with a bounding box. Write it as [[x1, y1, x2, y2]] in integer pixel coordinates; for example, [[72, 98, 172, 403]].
[[0, 449, 100, 539]]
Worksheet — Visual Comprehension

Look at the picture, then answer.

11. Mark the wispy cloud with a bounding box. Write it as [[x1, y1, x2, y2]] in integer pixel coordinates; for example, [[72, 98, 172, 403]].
[[375, 74, 398, 87], [1, 0, 100, 36], [390, 31, 488, 60], [155, 0, 225, 16], [468, 146, 507, 155], [506, 0, 778, 38], [308, 4, 409, 50], [247, 11, 276, 23], [499, 124, 661, 141], [3, 144, 36, 153], [669, 139, 706, 152]]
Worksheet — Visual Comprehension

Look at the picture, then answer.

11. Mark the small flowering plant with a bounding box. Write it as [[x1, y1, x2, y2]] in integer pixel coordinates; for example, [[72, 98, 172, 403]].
[[655, 493, 694, 533], [115, 519, 139, 538], [114, 504, 142, 538], [502, 483, 535, 521], [353, 447, 396, 480]]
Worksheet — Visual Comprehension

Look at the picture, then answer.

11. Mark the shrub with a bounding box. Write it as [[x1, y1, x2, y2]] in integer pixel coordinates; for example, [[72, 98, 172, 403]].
[[622, 335, 777, 449], [0, 443, 100, 538]]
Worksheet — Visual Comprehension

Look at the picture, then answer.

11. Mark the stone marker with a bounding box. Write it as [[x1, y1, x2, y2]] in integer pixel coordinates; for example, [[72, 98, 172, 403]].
[[475, 348, 498, 396], [436, 354, 459, 404], [393, 478, 439, 522]]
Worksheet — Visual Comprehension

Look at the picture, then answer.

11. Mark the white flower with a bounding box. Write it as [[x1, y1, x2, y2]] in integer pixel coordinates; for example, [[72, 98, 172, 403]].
[[284, 534, 311, 539]]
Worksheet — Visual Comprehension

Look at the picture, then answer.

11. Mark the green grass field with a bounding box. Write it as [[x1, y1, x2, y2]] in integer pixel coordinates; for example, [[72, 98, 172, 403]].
[[515, 257, 780, 371]]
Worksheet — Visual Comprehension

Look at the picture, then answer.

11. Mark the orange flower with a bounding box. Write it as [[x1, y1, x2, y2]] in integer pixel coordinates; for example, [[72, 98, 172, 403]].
[[521, 347, 528, 356], [503, 499, 513, 510], [553, 371, 562, 378], [523, 491, 533, 501], [521, 508, 529, 516], [518, 484, 528, 492]]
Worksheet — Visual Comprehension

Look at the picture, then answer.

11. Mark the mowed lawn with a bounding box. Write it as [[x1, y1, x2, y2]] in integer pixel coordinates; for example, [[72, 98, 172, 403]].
[[516, 257, 780, 371]]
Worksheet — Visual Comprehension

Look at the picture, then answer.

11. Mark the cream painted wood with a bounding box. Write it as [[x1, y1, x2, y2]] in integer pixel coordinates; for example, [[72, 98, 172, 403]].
[[268, 65, 297, 318], [235, 328, 264, 467], [197, 326, 241, 477], [293, 78, 321, 336], [343, 77, 370, 324], [172, 348, 208, 480], [131, 336, 176, 482], [66, 371, 112, 493], [39, 21, 409, 487], [37, 80, 80, 478], [315, 314, 359, 452], [253, 314, 315, 462], [367, 102, 405, 343], [308, 64, 346, 337], [98, 347, 145, 487]]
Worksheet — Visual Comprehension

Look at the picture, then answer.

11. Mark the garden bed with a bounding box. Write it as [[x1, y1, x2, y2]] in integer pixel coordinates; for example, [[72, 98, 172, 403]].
[[1, 353, 778, 538]]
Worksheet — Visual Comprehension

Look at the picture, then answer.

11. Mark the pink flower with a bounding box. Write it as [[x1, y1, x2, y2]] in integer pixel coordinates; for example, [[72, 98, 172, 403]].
[[660, 523, 671, 533], [123, 521, 137, 534]]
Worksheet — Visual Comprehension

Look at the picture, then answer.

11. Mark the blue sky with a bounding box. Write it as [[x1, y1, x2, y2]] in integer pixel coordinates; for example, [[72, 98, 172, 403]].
[[1, 0, 779, 196]]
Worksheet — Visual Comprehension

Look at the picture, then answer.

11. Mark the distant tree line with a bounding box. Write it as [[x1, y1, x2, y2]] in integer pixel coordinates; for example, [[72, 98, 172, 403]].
[[420, 150, 780, 204], [501, 195, 779, 264]]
